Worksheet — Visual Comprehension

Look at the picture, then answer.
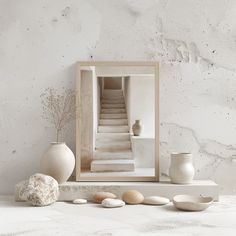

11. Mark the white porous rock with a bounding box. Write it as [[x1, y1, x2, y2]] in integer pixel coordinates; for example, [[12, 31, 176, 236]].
[[102, 198, 125, 208], [143, 196, 170, 205], [22, 173, 59, 206], [17, 180, 30, 201], [73, 199, 87, 204]]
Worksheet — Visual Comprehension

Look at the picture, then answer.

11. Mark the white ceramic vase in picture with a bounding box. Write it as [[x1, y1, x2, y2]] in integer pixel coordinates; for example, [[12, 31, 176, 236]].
[[132, 120, 142, 136], [169, 153, 195, 184], [41, 142, 75, 184]]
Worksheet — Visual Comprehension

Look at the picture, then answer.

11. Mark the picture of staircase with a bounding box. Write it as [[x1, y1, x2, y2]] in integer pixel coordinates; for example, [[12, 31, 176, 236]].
[[90, 89, 135, 172]]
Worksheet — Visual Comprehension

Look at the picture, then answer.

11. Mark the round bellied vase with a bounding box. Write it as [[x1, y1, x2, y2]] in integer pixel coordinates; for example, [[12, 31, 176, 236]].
[[169, 153, 195, 184], [40, 142, 75, 184], [132, 120, 143, 136]]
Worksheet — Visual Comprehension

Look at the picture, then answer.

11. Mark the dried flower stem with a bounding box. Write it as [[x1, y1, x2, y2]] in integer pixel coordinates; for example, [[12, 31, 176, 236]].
[[40, 87, 77, 142]]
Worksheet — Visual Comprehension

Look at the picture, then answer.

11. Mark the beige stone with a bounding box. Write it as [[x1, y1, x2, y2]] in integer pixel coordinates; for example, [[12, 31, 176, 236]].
[[122, 190, 144, 204], [92, 192, 116, 203]]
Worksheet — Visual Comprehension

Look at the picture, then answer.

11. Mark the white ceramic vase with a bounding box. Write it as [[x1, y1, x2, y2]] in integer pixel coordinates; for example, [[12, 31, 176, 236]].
[[40, 142, 75, 184], [169, 153, 195, 184], [132, 120, 142, 136]]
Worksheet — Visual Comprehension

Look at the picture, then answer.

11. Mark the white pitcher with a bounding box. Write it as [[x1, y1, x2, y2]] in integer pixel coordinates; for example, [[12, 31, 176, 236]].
[[169, 152, 195, 184]]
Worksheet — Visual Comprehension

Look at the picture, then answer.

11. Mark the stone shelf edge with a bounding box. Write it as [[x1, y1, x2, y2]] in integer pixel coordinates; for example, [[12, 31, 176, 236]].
[[15, 180, 219, 202]]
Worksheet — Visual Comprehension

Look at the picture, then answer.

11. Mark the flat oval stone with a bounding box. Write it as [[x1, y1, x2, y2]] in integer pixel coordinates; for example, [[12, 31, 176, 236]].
[[92, 192, 116, 203], [143, 196, 170, 205], [122, 190, 144, 204], [73, 199, 87, 204], [102, 198, 125, 208]]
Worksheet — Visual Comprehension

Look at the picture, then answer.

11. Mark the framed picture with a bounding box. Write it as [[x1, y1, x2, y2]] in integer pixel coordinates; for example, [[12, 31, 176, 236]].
[[76, 61, 159, 181]]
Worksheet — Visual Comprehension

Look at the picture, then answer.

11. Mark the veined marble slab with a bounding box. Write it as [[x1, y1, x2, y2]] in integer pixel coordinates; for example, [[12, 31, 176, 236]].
[[15, 180, 219, 202], [1, 196, 236, 236]]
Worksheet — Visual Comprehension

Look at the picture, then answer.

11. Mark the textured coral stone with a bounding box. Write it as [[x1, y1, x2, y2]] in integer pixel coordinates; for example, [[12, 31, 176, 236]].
[[20, 173, 59, 206]]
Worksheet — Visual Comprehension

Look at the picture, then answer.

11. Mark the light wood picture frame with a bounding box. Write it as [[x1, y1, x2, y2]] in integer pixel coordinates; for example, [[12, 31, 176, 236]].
[[76, 61, 159, 181]]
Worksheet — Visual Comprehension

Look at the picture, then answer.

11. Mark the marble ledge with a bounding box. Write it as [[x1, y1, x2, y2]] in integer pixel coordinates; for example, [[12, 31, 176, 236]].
[[15, 180, 219, 202]]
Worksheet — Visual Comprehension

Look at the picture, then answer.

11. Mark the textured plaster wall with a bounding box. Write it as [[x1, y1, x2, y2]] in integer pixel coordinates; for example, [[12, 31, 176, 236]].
[[1, 0, 236, 194]]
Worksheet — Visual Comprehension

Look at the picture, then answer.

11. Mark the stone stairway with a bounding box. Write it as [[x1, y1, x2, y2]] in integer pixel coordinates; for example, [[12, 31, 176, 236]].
[[91, 89, 135, 172]]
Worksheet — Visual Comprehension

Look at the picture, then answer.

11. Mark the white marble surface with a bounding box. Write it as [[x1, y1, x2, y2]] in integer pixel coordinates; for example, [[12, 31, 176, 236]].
[[1, 196, 236, 235], [1, 0, 236, 194]]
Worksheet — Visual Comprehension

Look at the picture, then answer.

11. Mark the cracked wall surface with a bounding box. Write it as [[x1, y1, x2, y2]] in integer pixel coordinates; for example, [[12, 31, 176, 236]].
[[0, 0, 236, 194]]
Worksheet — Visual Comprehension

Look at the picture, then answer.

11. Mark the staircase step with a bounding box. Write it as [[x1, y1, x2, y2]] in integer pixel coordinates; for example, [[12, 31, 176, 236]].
[[93, 150, 132, 160], [103, 89, 123, 97], [101, 103, 125, 108], [96, 133, 130, 141], [102, 90, 123, 100], [98, 125, 129, 133], [102, 95, 124, 100], [101, 108, 126, 114], [100, 113, 127, 119], [91, 159, 135, 172], [99, 119, 128, 126], [101, 99, 124, 104], [96, 141, 131, 151]]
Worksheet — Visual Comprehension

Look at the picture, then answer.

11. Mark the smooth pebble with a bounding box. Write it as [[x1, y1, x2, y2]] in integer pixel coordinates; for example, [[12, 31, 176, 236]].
[[122, 190, 144, 204], [92, 192, 116, 203], [143, 196, 170, 205], [102, 198, 125, 208], [73, 199, 87, 204]]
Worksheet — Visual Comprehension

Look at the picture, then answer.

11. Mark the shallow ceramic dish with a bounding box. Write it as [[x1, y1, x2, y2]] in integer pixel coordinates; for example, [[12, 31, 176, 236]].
[[173, 195, 213, 211]]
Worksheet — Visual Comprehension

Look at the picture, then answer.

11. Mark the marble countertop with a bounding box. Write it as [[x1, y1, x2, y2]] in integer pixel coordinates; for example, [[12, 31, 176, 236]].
[[0, 196, 236, 236]]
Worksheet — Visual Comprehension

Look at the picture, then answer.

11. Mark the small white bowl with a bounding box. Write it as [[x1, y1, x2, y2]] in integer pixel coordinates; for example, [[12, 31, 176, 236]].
[[173, 195, 213, 211]]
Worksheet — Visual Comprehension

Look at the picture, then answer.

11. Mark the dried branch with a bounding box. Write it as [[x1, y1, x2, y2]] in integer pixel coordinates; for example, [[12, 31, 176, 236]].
[[40, 87, 77, 142]]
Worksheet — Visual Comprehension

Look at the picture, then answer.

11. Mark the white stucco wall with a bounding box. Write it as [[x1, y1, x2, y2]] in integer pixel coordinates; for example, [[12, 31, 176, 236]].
[[0, 0, 236, 194], [125, 75, 155, 137]]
